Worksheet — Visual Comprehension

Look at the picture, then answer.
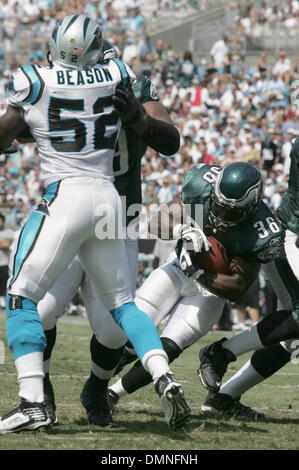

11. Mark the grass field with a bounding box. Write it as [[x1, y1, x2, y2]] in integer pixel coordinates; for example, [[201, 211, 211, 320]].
[[0, 312, 299, 451]]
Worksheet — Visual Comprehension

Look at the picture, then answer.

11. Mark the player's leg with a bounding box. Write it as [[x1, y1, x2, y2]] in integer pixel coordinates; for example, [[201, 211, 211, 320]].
[[112, 237, 140, 373], [0, 182, 90, 433], [79, 237, 139, 425], [108, 291, 226, 406], [79, 234, 191, 430], [38, 256, 84, 421], [79, 274, 127, 426], [198, 232, 299, 393]]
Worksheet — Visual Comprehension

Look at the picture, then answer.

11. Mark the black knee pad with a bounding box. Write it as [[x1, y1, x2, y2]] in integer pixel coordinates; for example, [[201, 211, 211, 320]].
[[161, 337, 182, 363]]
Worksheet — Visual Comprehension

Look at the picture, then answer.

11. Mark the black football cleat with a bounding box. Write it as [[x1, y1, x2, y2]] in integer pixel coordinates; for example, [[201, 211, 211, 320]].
[[201, 391, 265, 421], [198, 338, 236, 392], [80, 378, 112, 427]]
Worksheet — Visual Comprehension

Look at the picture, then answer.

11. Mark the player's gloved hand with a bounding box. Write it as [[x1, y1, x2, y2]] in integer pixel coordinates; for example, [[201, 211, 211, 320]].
[[179, 243, 204, 279], [173, 223, 211, 253], [112, 84, 146, 125]]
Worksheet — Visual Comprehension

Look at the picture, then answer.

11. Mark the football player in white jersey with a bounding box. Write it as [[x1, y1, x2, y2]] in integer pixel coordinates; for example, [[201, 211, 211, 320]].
[[0, 15, 190, 433], [35, 50, 183, 426]]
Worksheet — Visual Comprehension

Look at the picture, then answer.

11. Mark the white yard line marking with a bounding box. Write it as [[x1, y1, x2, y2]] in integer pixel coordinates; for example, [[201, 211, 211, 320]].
[[43, 436, 147, 442]]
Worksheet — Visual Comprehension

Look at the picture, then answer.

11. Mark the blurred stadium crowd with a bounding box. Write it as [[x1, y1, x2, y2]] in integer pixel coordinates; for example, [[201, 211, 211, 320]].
[[0, 0, 299, 327]]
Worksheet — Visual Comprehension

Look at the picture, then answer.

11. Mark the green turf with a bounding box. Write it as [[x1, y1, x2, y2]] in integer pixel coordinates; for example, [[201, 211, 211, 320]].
[[0, 314, 299, 450]]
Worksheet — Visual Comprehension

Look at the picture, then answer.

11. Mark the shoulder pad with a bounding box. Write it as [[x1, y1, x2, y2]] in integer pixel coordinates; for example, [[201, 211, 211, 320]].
[[8, 68, 31, 107], [8, 65, 44, 107]]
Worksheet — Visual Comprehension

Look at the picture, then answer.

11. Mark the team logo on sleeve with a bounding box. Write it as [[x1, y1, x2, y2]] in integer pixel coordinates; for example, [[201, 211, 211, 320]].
[[257, 237, 282, 261], [150, 83, 159, 101]]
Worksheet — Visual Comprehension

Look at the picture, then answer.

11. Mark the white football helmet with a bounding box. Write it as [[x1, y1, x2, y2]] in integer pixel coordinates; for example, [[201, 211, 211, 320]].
[[49, 14, 103, 69]]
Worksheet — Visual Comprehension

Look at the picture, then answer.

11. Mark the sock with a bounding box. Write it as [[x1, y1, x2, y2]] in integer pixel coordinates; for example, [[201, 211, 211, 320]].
[[121, 336, 182, 394], [15, 351, 44, 403], [251, 344, 291, 377], [257, 310, 299, 346], [142, 350, 170, 383], [90, 334, 124, 380], [110, 301, 163, 361], [109, 379, 127, 397], [88, 372, 109, 397], [222, 323, 263, 357], [220, 344, 291, 399], [220, 360, 264, 399], [43, 326, 57, 375]]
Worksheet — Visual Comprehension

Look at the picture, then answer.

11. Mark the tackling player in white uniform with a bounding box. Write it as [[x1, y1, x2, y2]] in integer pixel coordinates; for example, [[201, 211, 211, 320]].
[[36, 61, 182, 427], [0, 15, 190, 433]]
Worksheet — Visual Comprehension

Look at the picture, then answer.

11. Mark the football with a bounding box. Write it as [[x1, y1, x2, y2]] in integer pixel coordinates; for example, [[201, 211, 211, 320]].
[[196, 236, 230, 274]]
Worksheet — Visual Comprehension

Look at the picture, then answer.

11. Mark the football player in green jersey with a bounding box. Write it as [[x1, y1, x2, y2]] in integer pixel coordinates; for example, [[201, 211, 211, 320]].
[[198, 137, 299, 419], [107, 161, 289, 410]]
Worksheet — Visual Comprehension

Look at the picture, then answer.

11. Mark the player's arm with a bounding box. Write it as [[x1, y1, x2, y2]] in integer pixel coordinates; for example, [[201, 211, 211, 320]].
[[149, 195, 210, 253], [149, 195, 185, 239], [196, 256, 261, 302], [112, 85, 180, 155], [16, 126, 35, 143], [0, 105, 27, 151]]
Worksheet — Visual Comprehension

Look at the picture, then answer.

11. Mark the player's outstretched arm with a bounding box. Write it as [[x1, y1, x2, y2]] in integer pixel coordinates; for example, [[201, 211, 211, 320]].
[[0, 105, 27, 151], [112, 84, 180, 155], [148, 195, 185, 240], [196, 256, 261, 302]]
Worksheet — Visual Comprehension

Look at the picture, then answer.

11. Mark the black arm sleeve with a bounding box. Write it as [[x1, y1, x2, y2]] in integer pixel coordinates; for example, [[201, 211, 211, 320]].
[[141, 116, 180, 156]]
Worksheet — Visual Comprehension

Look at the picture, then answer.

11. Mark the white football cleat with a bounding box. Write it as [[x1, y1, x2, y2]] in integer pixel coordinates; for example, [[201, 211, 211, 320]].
[[155, 373, 191, 431], [0, 399, 51, 434]]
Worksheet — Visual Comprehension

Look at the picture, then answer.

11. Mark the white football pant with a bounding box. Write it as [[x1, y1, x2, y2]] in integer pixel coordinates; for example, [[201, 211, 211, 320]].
[[9, 177, 133, 311], [39, 237, 139, 349], [135, 251, 226, 350]]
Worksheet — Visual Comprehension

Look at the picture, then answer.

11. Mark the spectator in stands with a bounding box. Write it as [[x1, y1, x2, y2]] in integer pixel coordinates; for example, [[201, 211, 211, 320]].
[[272, 51, 292, 85], [210, 35, 230, 71], [125, 4, 148, 35], [137, 35, 157, 62], [121, 36, 139, 65], [176, 50, 198, 88]]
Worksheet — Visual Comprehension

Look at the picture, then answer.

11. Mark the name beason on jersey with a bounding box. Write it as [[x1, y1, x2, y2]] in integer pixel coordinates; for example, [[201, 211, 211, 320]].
[[56, 66, 113, 86]]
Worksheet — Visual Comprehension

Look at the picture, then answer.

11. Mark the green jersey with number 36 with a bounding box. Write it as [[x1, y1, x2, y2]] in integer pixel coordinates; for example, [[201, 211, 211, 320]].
[[113, 75, 159, 226], [276, 137, 299, 234], [181, 164, 285, 263]]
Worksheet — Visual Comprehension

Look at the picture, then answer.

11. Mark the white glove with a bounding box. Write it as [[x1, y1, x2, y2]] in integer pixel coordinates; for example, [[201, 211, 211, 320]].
[[173, 224, 211, 253], [179, 244, 204, 279]]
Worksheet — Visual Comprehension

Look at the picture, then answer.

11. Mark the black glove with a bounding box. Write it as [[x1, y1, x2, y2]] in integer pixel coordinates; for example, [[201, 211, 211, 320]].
[[112, 84, 146, 125]]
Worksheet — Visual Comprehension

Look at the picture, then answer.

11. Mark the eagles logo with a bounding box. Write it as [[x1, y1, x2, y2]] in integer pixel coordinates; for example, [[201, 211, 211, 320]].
[[257, 237, 283, 261], [150, 83, 159, 101]]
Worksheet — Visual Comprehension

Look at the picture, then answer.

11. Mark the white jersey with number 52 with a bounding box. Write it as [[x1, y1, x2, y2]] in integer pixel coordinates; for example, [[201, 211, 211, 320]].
[[8, 60, 135, 187]]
